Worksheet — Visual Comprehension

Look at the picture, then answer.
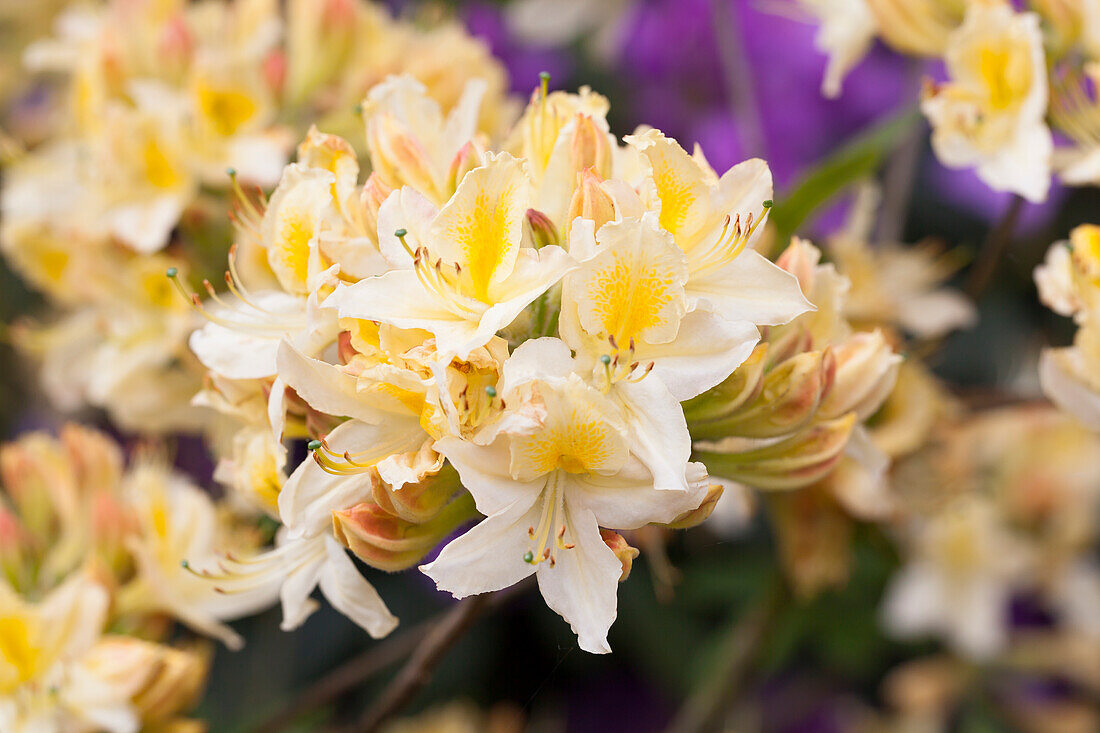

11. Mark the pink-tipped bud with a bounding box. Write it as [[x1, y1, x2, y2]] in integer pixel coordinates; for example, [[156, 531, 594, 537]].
[[525, 208, 559, 249], [694, 349, 835, 440], [567, 168, 617, 233], [570, 114, 612, 180], [776, 237, 822, 295], [447, 141, 482, 194], [263, 50, 287, 95], [818, 330, 901, 421], [333, 492, 476, 572]]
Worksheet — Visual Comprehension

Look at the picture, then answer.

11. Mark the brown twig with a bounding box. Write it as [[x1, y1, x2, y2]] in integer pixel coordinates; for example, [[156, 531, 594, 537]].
[[664, 580, 785, 733], [251, 617, 432, 733], [964, 194, 1025, 300]]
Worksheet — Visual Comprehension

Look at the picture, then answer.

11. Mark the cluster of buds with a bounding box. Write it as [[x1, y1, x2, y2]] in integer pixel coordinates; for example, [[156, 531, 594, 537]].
[[0, 424, 276, 731], [795, 0, 1100, 202], [0, 0, 511, 434]]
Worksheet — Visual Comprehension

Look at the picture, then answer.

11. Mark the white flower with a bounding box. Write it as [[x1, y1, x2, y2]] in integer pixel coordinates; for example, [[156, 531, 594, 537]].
[[921, 2, 1052, 202], [882, 497, 1031, 659], [0, 576, 138, 733], [325, 153, 575, 360], [422, 338, 708, 653], [797, 0, 878, 98]]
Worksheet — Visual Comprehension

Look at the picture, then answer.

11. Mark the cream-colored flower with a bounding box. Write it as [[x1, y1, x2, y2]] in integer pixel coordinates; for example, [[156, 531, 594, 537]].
[[422, 338, 708, 653], [796, 0, 878, 98], [326, 153, 575, 360], [883, 497, 1032, 658], [0, 576, 138, 733], [921, 2, 1052, 202]]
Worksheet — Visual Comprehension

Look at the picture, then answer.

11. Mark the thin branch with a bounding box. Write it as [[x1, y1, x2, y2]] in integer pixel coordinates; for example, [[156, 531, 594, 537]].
[[710, 0, 768, 160], [251, 617, 432, 733], [350, 592, 496, 733], [964, 194, 1025, 300], [664, 581, 785, 733]]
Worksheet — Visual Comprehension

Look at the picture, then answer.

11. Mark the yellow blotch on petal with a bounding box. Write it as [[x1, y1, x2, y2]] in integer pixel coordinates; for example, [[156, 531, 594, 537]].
[[197, 84, 258, 138], [975, 41, 1031, 111], [0, 615, 39, 692], [143, 138, 181, 190], [588, 253, 678, 348]]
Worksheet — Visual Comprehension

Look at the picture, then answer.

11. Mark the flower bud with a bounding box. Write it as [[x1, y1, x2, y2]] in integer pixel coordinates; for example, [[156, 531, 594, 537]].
[[690, 349, 835, 440], [566, 168, 617, 233], [775, 237, 822, 295], [696, 413, 857, 491], [447, 141, 483, 195], [81, 638, 211, 725], [525, 208, 560, 249], [365, 113, 441, 202], [818, 330, 901, 421], [370, 461, 463, 523], [599, 530, 639, 582], [570, 114, 612, 180], [333, 492, 477, 572], [683, 344, 768, 426]]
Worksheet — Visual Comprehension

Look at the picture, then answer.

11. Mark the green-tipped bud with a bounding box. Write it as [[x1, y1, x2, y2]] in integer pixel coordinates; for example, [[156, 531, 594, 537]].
[[695, 413, 857, 491]]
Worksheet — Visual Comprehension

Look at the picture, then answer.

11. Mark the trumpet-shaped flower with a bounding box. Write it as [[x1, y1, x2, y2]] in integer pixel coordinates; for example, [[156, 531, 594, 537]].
[[921, 2, 1052, 202], [326, 153, 575, 359], [422, 338, 709, 653], [625, 129, 812, 326], [558, 215, 761, 401]]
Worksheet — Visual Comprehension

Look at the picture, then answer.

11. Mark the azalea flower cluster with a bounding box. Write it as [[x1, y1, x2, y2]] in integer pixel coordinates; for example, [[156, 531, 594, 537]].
[[796, 0, 1100, 202], [0, 424, 277, 733], [0, 0, 510, 432], [174, 68, 928, 653]]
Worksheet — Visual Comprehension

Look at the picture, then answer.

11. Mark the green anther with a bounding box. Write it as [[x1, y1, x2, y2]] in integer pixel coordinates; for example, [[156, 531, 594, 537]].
[[166, 267, 178, 278], [485, 385, 497, 398], [762, 199, 773, 209], [539, 71, 551, 84], [523, 551, 534, 564], [226, 167, 237, 177], [180, 559, 189, 569], [354, 102, 363, 116], [307, 439, 322, 451], [599, 354, 611, 365], [394, 228, 408, 238]]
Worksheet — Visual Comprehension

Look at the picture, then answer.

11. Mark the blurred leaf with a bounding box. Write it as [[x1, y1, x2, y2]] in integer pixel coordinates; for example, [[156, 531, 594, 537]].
[[770, 109, 919, 244]]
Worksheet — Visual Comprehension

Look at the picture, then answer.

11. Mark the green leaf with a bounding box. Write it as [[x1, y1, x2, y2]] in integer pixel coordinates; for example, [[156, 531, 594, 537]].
[[769, 109, 920, 245]]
